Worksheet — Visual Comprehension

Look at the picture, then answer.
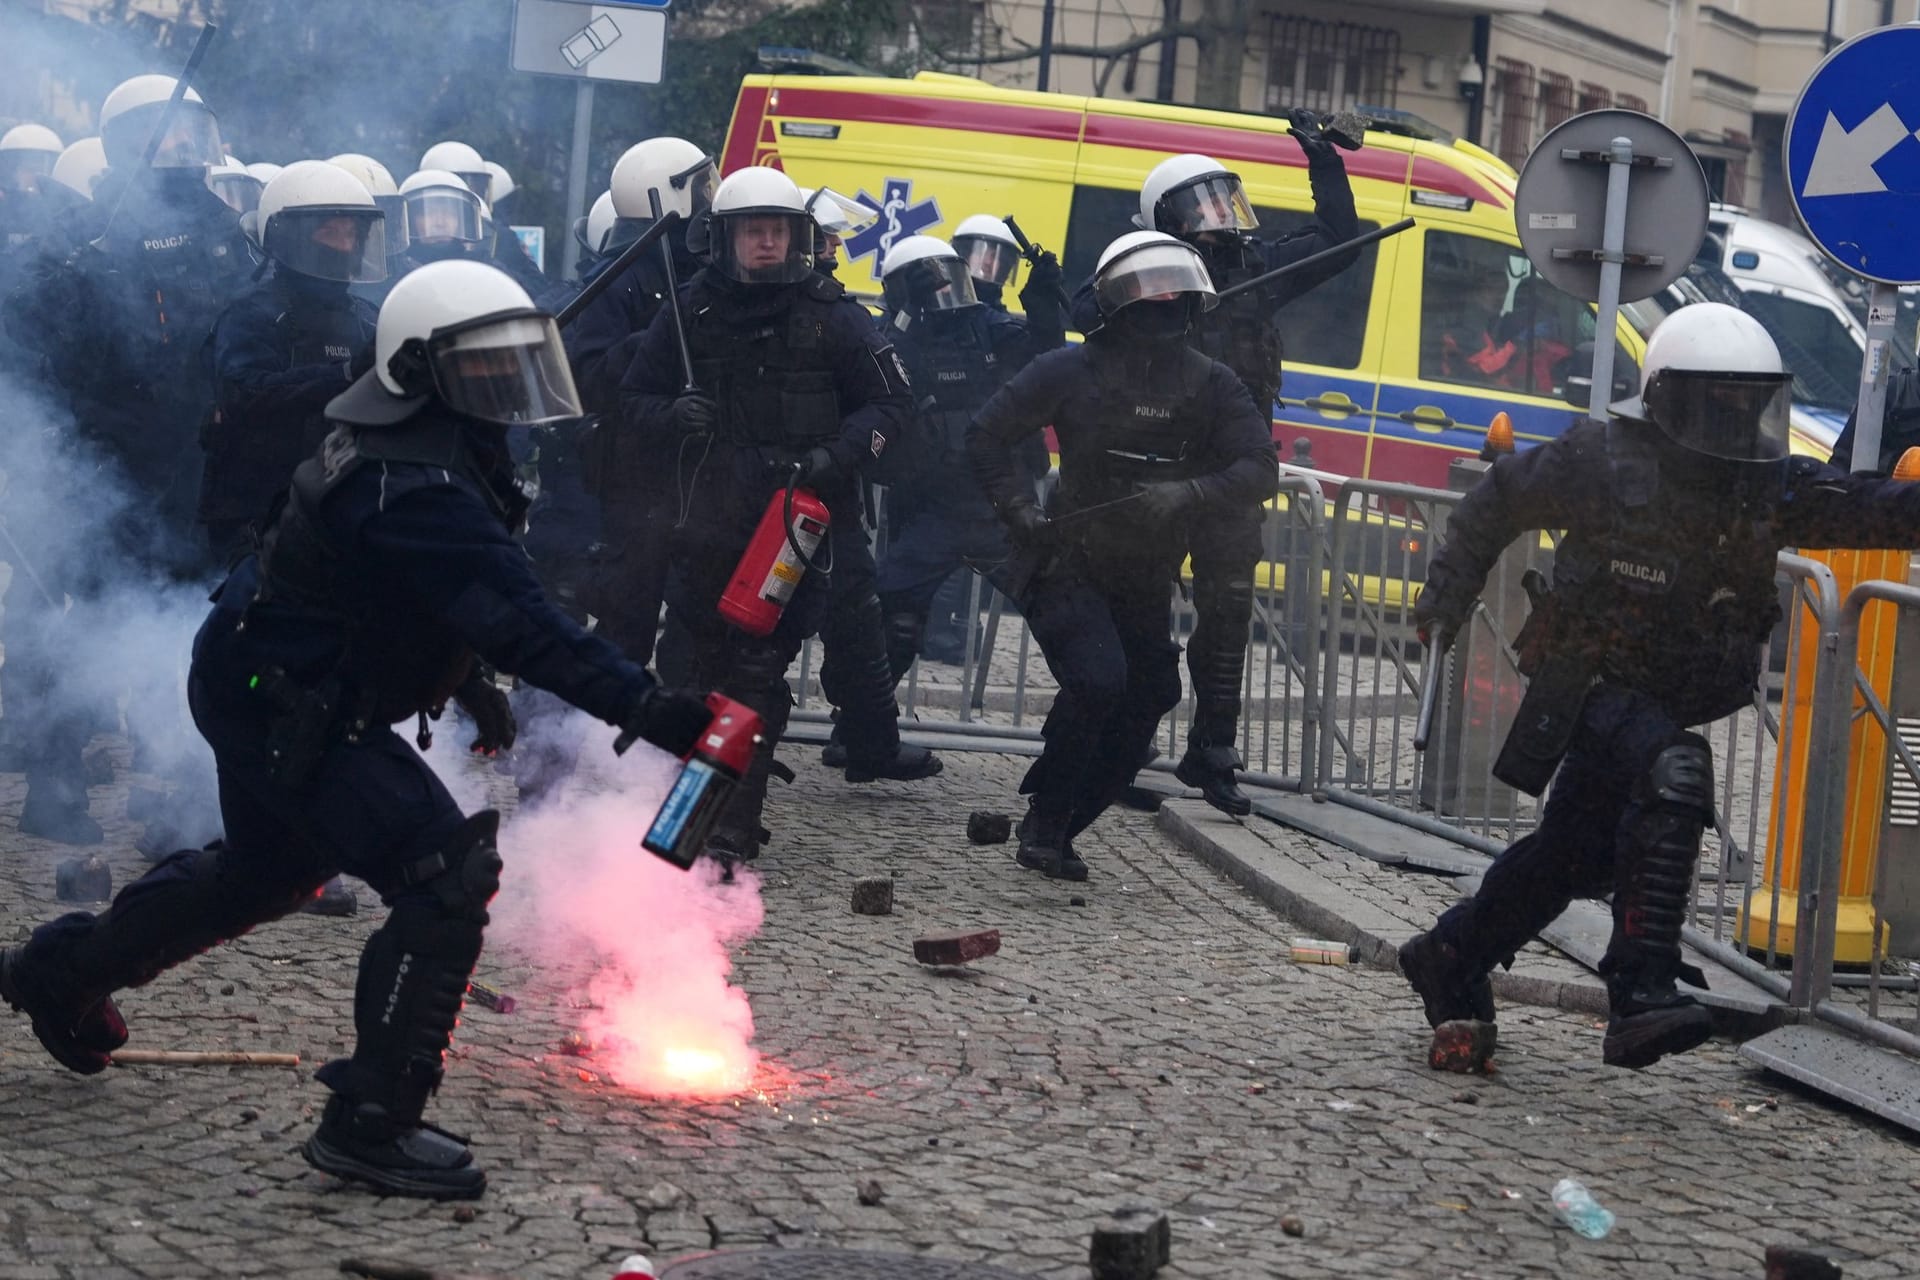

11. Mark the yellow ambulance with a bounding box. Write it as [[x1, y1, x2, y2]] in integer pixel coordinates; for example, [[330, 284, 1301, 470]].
[[723, 70, 1647, 491]]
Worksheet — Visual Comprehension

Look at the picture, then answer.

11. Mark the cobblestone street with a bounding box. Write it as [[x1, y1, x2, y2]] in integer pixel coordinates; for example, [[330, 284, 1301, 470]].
[[2, 747, 1918, 1280]]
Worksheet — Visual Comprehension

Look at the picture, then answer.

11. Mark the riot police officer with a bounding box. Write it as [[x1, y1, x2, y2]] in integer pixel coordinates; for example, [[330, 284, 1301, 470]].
[[202, 161, 383, 560], [0, 260, 716, 1198], [392, 168, 488, 274], [47, 136, 107, 205], [417, 140, 545, 293], [969, 232, 1278, 880], [572, 138, 715, 665], [1402, 303, 1920, 1072], [1127, 127, 1358, 817], [0, 124, 63, 249], [870, 234, 1055, 690], [328, 153, 409, 304], [619, 166, 939, 866]]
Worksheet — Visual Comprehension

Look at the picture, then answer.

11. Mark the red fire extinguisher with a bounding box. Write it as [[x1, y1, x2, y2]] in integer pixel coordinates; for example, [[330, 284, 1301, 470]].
[[718, 480, 830, 637], [622, 692, 765, 870]]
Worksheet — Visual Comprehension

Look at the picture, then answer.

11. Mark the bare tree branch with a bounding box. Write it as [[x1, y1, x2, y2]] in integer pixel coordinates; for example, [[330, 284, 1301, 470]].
[[926, 21, 1199, 69]]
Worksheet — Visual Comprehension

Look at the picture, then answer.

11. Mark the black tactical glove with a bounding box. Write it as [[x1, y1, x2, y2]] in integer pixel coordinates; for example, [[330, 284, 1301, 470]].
[[673, 392, 719, 435], [621, 685, 714, 758], [1020, 249, 1064, 297], [1413, 580, 1475, 649], [794, 445, 841, 487], [1136, 478, 1206, 522], [454, 669, 517, 757], [999, 496, 1054, 546], [1288, 108, 1340, 165]]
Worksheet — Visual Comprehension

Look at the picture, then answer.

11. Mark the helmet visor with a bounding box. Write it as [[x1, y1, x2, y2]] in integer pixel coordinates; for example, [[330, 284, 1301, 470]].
[[1158, 175, 1258, 235], [405, 187, 484, 243], [1644, 370, 1792, 462], [208, 170, 262, 215], [883, 255, 979, 314], [953, 236, 1020, 288], [0, 151, 54, 193], [430, 313, 583, 425], [674, 157, 718, 218], [805, 187, 878, 237], [373, 193, 409, 254], [713, 211, 814, 284], [264, 206, 388, 282], [1095, 242, 1219, 315], [454, 169, 493, 204], [124, 102, 225, 169]]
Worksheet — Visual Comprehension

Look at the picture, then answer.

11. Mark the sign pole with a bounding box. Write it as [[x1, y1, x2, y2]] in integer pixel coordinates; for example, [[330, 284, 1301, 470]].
[[1850, 280, 1899, 473], [1585, 135, 1635, 424], [561, 79, 596, 282]]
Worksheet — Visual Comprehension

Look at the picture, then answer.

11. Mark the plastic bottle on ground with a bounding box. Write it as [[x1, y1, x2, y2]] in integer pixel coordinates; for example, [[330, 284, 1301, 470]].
[[1550, 1178, 1615, 1239]]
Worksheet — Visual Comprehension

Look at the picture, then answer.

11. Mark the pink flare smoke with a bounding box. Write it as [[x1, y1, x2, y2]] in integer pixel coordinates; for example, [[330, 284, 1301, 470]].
[[486, 715, 764, 1098]]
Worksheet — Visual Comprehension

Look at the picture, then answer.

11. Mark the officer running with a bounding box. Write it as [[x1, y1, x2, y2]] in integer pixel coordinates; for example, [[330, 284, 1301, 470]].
[[1402, 303, 1920, 1072], [969, 232, 1279, 880]]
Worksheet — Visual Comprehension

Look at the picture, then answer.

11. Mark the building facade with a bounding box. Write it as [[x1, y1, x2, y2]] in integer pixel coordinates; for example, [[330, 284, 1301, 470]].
[[955, 0, 1920, 227]]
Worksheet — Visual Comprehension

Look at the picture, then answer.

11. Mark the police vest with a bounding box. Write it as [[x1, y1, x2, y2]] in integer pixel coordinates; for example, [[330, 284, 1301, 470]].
[[255, 412, 527, 725], [203, 288, 375, 523], [686, 275, 848, 449], [897, 307, 1000, 457], [1058, 343, 1214, 511], [1550, 420, 1783, 725], [1191, 249, 1281, 413]]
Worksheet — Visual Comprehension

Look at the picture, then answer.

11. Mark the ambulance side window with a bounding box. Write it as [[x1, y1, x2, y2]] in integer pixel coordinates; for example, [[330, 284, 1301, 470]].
[[1060, 186, 1140, 294], [1421, 231, 1583, 400], [1255, 207, 1375, 371]]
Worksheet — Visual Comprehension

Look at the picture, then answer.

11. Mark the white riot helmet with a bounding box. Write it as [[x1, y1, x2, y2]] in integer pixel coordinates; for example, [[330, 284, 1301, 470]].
[[49, 137, 107, 200], [609, 137, 716, 250], [206, 156, 263, 215], [1628, 302, 1790, 464], [582, 189, 618, 256], [98, 74, 224, 172], [1139, 154, 1258, 237], [245, 161, 283, 185], [951, 214, 1022, 290], [702, 167, 813, 284], [0, 124, 62, 193], [399, 168, 486, 245], [329, 259, 581, 427], [419, 140, 492, 203], [880, 235, 978, 316], [329, 152, 407, 254], [801, 186, 877, 265], [258, 161, 387, 283], [483, 160, 515, 208]]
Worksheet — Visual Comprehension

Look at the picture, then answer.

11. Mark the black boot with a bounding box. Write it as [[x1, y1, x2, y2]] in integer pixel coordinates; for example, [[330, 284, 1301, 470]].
[[819, 722, 848, 769], [845, 743, 944, 784], [0, 945, 128, 1074], [1602, 975, 1712, 1070], [303, 1061, 484, 1200], [1175, 740, 1252, 817], [1399, 931, 1498, 1074], [1015, 794, 1084, 881]]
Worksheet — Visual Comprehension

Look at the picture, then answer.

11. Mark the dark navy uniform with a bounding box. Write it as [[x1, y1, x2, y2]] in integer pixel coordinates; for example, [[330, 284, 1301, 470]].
[[968, 333, 1277, 876], [619, 267, 914, 858], [874, 301, 1056, 676], [1408, 417, 1920, 1063], [0, 403, 686, 1195], [202, 270, 376, 558]]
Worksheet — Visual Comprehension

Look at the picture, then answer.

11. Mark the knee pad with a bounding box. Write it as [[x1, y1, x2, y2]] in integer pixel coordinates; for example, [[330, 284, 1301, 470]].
[[1192, 575, 1255, 627], [1643, 738, 1714, 822]]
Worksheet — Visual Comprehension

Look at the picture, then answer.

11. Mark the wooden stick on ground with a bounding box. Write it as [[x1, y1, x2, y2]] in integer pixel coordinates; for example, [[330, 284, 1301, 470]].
[[111, 1050, 300, 1067]]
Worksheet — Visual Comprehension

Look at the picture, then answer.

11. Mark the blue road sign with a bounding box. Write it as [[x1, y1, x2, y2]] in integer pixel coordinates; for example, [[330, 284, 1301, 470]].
[[1786, 23, 1920, 284]]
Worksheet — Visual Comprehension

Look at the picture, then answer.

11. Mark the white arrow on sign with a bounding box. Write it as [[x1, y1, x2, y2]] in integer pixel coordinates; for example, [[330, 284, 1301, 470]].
[[1802, 103, 1911, 198]]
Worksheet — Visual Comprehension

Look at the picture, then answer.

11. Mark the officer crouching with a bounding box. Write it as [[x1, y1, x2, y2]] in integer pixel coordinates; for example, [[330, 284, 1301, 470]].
[[967, 232, 1279, 880], [0, 260, 716, 1199], [1402, 302, 1920, 1073]]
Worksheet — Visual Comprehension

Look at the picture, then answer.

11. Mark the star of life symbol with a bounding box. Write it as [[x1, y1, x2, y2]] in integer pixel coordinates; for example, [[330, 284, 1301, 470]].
[[843, 178, 941, 280]]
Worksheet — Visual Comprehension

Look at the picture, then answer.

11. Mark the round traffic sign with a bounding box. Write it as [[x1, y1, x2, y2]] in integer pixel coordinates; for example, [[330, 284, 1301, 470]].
[[1785, 23, 1920, 284], [1513, 109, 1708, 305]]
